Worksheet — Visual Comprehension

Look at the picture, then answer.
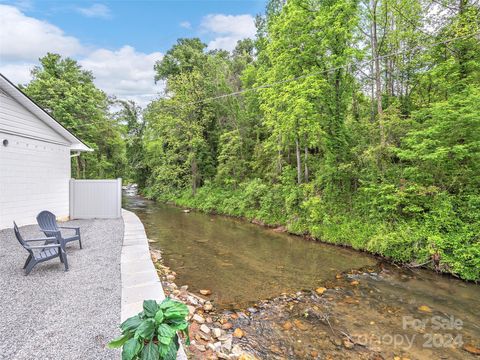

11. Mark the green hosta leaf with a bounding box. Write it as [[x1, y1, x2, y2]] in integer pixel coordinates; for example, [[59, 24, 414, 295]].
[[122, 338, 142, 360], [154, 309, 164, 324], [141, 341, 160, 360], [107, 333, 132, 349], [159, 298, 178, 310], [163, 339, 179, 360], [157, 323, 176, 339], [167, 319, 188, 331], [121, 315, 143, 333], [143, 300, 159, 318], [135, 319, 156, 340], [159, 336, 172, 345], [163, 302, 189, 320], [160, 335, 179, 359]]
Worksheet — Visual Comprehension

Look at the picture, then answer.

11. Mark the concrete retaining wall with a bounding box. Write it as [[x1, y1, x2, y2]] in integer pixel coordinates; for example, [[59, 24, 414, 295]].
[[121, 209, 187, 359]]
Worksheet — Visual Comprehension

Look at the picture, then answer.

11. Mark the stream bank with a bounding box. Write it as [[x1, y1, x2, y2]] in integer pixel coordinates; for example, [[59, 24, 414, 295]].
[[124, 195, 480, 359]]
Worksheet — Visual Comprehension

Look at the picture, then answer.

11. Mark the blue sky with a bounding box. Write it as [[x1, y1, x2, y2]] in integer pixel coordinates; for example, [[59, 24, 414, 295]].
[[0, 0, 266, 106]]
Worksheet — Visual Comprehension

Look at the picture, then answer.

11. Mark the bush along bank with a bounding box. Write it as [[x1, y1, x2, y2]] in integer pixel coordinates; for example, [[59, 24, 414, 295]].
[[144, 181, 479, 282]]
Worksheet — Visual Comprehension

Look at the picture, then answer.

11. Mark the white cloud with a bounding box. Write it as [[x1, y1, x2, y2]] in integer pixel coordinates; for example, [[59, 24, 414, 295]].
[[80, 46, 163, 106], [76, 3, 111, 19], [0, 62, 34, 86], [180, 21, 191, 29], [0, 5, 162, 107], [0, 4, 84, 62], [201, 14, 256, 51]]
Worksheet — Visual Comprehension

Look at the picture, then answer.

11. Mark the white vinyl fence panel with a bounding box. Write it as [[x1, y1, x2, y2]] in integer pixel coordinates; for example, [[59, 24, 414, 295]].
[[70, 178, 122, 219]]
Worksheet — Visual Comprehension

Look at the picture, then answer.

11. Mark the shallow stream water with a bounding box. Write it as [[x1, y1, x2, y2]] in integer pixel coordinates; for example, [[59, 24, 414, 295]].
[[124, 195, 480, 359]]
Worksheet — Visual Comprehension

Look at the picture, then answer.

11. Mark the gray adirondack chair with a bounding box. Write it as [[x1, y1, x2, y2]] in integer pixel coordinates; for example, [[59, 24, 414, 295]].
[[13, 222, 68, 275], [36, 211, 82, 249]]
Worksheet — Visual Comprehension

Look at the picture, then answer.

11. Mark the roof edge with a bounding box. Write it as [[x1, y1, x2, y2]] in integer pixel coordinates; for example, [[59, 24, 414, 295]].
[[0, 73, 93, 152]]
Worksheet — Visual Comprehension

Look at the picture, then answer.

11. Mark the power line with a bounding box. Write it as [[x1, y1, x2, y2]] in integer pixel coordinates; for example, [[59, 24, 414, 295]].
[[160, 31, 478, 108]]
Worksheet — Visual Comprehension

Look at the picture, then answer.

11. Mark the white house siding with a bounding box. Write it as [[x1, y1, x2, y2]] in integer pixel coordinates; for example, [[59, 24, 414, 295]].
[[0, 91, 71, 229], [0, 89, 70, 145]]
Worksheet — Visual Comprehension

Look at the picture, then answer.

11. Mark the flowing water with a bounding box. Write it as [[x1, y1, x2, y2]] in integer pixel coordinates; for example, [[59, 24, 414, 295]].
[[124, 195, 376, 308], [124, 195, 480, 359]]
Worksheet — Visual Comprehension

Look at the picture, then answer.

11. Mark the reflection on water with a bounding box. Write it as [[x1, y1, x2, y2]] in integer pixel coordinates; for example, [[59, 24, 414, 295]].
[[123, 195, 377, 308]]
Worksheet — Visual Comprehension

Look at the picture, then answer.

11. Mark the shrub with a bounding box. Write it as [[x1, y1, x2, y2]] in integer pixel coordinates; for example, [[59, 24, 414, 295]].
[[108, 298, 189, 360]]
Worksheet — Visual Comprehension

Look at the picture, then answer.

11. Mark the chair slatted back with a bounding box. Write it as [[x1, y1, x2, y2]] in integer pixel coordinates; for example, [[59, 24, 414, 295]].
[[36, 210, 59, 236], [13, 222, 32, 253]]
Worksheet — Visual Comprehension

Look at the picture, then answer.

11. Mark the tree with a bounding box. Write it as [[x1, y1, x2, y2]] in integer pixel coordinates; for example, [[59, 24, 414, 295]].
[[147, 40, 238, 196], [258, 0, 359, 186], [113, 99, 146, 185], [22, 53, 126, 178]]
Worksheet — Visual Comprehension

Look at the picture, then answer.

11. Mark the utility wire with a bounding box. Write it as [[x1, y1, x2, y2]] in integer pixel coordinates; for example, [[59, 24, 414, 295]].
[[157, 30, 479, 109]]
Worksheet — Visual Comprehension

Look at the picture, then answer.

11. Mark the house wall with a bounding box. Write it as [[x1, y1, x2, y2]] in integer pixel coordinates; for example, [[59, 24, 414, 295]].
[[0, 89, 71, 145], [0, 91, 71, 229]]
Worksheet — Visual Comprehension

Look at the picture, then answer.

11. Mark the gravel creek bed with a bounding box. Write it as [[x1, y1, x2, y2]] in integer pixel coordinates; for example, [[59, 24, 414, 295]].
[[0, 219, 123, 360]]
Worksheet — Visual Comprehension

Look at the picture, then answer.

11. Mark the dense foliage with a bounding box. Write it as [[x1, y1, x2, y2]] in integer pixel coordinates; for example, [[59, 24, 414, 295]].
[[22, 53, 127, 179], [108, 298, 190, 360], [139, 0, 480, 280]]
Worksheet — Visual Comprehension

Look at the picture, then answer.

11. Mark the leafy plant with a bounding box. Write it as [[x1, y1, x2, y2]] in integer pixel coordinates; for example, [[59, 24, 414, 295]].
[[108, 298, 190, 360]]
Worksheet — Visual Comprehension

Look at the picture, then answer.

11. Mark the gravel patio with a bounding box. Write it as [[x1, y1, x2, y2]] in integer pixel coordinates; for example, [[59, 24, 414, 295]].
[[0, 218, 124, 359]]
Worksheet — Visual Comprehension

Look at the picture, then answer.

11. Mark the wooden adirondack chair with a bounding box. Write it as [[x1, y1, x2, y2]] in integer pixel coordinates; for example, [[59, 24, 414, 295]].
[[13, 222, 68, 275], [36, 211, 82, 249]]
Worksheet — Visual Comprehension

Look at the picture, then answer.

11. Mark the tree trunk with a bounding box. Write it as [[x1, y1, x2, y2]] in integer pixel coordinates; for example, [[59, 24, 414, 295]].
[[191, 158, 197, 195], [370, 59, 375, 122], [304, 146, 309, 183], [277, 134, 283, 175], [81, 157, 85, 179], [295, 137, 302, 184], [371, 0, 385, 146]]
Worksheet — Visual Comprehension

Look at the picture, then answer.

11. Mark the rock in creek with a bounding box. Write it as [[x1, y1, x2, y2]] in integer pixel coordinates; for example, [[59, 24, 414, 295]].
[[222, 336, 233, 352], [217, 352, 230, 359], [200, 324, 211, 334], [343, 339, 354, 349], [315, 287, 327, 295], [418, 305, 432, 313], [200, 289, 212, 296], [203, 301, 214, 311], [192, 314, 205, 324], [233, 328, 245, 338], [272, 225, 287, 233], [293, 319, 308, 331], [212, 327, 222, 339], [222, 322, 233, 330], [463, 344, 480, 355], [193, 344, 206, 352], [187, 305, 195, 316]]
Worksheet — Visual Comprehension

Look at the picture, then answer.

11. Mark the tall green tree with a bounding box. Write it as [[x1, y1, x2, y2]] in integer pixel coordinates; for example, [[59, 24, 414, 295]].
[[113, 99, 146, 185], [22, 53, 126, 178]]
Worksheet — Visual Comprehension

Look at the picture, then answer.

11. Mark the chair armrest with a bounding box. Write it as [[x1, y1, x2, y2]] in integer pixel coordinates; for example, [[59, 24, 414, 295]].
[[25, 237, 57, 242], [59, 226, 80, 236], [40, 228, 61, 233], [28, 243, 61, 249]]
